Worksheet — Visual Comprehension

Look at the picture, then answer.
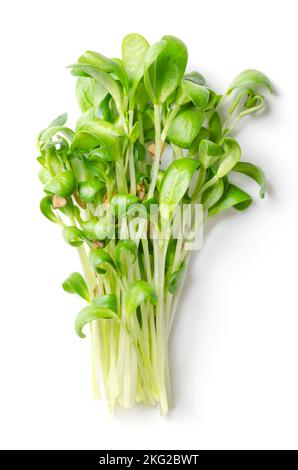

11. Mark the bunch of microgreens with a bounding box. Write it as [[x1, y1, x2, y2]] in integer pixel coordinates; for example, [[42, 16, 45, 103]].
[[37, 34, 272, 413]]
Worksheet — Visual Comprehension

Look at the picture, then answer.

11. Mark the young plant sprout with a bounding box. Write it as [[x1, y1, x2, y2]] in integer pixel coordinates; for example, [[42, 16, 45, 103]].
[[37, 34, 272, 413]]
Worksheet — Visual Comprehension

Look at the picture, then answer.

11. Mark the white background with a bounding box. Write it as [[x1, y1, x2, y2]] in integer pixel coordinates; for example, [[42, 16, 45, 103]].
[[0, 0, 297, 450]]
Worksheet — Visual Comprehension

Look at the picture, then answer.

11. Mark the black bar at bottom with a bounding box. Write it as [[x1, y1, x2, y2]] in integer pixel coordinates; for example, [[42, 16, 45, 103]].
[[0, 449, 297, 466]]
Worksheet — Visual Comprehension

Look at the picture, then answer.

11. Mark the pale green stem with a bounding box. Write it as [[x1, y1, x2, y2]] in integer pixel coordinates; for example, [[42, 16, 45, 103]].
[[137, 111, 144, 144], [160, 103, 180, 142], [148, 105, 162, 199], [115, 159, 128, 193], [128, 111, 136, 195]]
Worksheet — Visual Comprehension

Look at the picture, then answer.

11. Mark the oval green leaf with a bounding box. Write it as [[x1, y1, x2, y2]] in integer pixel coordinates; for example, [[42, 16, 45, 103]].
[[122, 33, 150, 85], [144, 36, 187, 104], [159, 158, 199, 213], [167, 107, 204, 148], [78, 177, 104, 203], [44, 170, 76, 197]]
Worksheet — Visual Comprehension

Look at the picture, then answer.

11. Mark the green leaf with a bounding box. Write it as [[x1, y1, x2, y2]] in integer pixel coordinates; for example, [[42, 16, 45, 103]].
[[92, 294, 117, 314], [208, 183, 253, 216], [75, 118, 126, 161], [40, 196, 60, 224], [81, 218, 99, 241], [63, 226, 86, 247], [184, 71, 205, 86], [208, 112, 222, 143], [125, 280, 157, 315], [227, 69, 273, 95], [115, 240, 138, 273], [69, 64, 123, 110], [181, 80, 209, 109], [204, 90, 221, 111], [216, 138, 241, 178], [78, 177, 104, 203], [62, 272, 90, 301], [166, 261, 185, 294], [39, 126, 75, 147], [232, 162, 266, 198], [239, 94, 265, 117], [89, 248, 117, 274], [78, 50, 129, 92], [159, 158, 199, 214], [167, 107, 204, 148], [134, 142, 146, 162], [75, 305, 118, 338], [48, 113, 68, 127], [76, 76, 107, 112], [110, 194, 139, 217], [70, 131, 102, 153], [201, 178, 224, 210], [129, 122, 140, 143], [165, 239, 177, 271], [144, 36, 187, 104], [84, 155, 112, 183], [135, 82, 149, 112], [198, 139, 224, 169], [44, 170, 76, 197], [122, 33, 150, 85]]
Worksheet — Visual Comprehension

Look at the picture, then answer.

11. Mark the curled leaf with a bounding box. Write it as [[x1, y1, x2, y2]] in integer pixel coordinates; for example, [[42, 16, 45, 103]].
[[75, 117, 126, 161], [69, 63, 123, 110], [239, 94, 265, 117], [89, 248, 117, 274], [208, 184, 252, 217], [227, 69, 273, 95], [198, 139, 224, 169], [166, 262, 185, 294], [62, 272, 90, 301], [78, 50, 129, 92], [48, 113, 68, 127], [63, 226, 86, 247], [183, 71, 205, 86], [201, 178, 224, 210], [125, 280, 157, 315], [40, 196, 60, 224], [92, 294, 117, 314], [115, 240, 138, 273], [75, 305, 118, 338], [232, 162, 266, 198], [216, 138, 241, 178], [181, 80, 209, 109]]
